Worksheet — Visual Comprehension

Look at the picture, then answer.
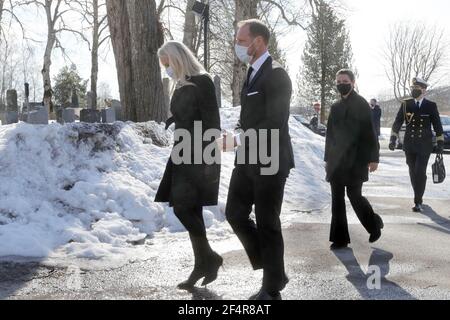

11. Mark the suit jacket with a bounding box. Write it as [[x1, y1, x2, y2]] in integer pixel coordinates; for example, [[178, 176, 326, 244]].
[[371, 105, 382, 136], [237, 56, 295, 177], [155, 74, 221, 207], [325, 91, 380, 184], [392, 98, 443, 154]]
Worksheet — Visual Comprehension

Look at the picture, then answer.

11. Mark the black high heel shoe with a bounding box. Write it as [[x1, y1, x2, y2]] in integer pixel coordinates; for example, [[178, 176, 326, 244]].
[[201, 253, 223, 287], [177, 267, 206, 290]]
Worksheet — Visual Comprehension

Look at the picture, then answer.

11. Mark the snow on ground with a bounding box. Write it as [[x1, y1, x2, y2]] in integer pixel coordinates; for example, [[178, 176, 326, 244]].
[[0, 109, 447, 264], [0, 108, 329, 263], [380, 127, 392, 141]]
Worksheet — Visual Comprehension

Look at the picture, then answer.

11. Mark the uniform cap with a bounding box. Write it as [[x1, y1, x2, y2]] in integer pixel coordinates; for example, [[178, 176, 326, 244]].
[[412, 77, 429, 89]]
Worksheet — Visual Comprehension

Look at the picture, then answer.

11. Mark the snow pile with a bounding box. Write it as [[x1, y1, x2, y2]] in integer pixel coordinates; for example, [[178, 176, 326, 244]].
[[0, 108, 329, 260], [0, 122, 173, 259]]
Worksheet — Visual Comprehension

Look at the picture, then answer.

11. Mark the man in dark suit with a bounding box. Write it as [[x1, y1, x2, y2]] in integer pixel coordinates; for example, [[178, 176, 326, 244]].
[[389, 78, 444, 212], [370, 99, 382, 139], [224, 19, 295, 301], [325, 69, 384, 251]]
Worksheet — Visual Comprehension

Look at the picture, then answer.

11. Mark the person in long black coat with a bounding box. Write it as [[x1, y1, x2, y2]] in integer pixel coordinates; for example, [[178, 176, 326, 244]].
[[325, 69, 384, 250], [155, 41, 222, 290]]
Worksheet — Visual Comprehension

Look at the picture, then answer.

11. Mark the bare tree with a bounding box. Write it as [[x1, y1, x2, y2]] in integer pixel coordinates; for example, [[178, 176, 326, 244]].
[[18, 0, 88, 113], [71, 0, 109, 109], [384, 23, 448, 101], [157, 0, 319, 106], [107, 0, 166, 122]]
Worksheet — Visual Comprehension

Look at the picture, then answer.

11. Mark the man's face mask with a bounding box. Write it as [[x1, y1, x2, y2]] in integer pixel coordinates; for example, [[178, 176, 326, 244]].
[[235, 40, 256, 64], [337, 83, 353, 96], [411, 88, 423, 99]]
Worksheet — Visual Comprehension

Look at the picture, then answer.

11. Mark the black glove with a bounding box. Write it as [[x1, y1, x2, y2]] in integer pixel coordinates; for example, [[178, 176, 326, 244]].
[[165, 117, 175, 130], [436, 140, 444, 154], [389, 136, 397, 151]]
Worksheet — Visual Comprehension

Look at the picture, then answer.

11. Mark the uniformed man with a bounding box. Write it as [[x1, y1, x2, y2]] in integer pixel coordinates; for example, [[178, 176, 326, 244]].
[[389, 78, 444, 212]]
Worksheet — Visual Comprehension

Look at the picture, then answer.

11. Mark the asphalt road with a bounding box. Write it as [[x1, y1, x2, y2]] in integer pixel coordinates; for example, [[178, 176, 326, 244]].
[[1, 194, 449, 300]]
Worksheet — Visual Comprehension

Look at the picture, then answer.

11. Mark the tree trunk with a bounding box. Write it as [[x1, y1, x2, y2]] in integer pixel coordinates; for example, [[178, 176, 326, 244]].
[[182, 0, 197, 53], [232, 0, 258, 107], [107, 0, 166, 123], [107, 0, 135, 120], [41, 0, 61, 114], [91, 0, 100, 109]]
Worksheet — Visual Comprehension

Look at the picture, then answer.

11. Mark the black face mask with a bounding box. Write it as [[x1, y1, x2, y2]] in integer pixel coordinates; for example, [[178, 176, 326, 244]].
[[411, 89, 423, 99], [337, 83, 353, 96]]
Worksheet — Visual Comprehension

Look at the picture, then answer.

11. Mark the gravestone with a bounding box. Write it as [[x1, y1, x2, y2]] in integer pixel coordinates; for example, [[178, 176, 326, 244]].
[[7, 90, 18, 112], [2, 90, 19, 125], [80, 91, 100, 123], [62, 108, 76, 123], [1, 112, 19, 125], [55, 105, 64, 124], [214, 75, 222, 109], [71, 89, 79, 108], [111, 100, 124, 121], [101, 108, 116, 124], [80, 109, 101, 123], [28, 108, 49, 125]]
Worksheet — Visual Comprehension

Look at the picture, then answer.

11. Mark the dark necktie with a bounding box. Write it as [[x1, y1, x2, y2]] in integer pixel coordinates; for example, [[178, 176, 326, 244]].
[[247, 66, 254, 85], [416, 101, 420, 109]]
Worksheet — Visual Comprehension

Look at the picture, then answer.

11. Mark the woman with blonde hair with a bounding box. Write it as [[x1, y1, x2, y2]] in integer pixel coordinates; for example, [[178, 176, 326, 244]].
[[155, 41, 223, 290]]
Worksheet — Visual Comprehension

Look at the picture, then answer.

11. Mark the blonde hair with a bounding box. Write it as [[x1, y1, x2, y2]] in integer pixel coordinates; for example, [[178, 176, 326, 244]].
[[158, 41, 208, 87]]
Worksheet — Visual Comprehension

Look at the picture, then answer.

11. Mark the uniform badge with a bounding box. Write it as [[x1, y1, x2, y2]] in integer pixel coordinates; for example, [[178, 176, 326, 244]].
[[405, 112, 414, 123]]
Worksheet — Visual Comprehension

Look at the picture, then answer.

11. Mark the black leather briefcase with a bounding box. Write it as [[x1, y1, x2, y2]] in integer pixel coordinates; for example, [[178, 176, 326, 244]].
[[432, 153, 446, 184]]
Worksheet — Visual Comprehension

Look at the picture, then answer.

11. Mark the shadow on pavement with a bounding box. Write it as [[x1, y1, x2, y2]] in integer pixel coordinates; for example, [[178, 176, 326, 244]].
[[417, 205, 450, 236], [0, 259, 51, 300], [333, 248, 416, 300], [186, 287, 223, 300]]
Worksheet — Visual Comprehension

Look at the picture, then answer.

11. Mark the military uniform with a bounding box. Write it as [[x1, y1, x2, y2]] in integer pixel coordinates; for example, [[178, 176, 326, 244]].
[[391, 82, 444, 209]]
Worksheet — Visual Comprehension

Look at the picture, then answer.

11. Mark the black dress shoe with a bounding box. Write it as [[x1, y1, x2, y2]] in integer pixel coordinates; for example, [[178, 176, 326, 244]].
[[330, 242, 349, 250], [369, 215, 384, 243], [249, 289, 282, 301], [412, 204, 423, 213]]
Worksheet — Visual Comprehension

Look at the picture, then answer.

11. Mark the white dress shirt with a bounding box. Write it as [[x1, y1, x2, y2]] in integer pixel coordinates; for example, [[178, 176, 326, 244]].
[[415, 98, 424, 108], [248, 51, 271, 83]]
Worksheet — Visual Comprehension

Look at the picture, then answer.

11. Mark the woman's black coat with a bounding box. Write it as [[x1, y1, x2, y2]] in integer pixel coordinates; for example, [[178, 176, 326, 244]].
[[324, 90, 380, 184], [155, 74, 221, 208]]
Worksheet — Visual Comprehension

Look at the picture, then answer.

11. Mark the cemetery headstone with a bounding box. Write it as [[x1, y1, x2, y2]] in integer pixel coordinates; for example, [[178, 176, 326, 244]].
[[28, 108, 49, 125], [111, 100, 124, 121], [101, 108, 116, 124], [62, 108, 76, 123], [80, 92, 100, 123]]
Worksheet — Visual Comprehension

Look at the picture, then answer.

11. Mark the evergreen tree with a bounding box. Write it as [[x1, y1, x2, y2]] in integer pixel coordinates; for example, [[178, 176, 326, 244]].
[[53, 65, 88, 108], [297, 0, 354, 123]]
